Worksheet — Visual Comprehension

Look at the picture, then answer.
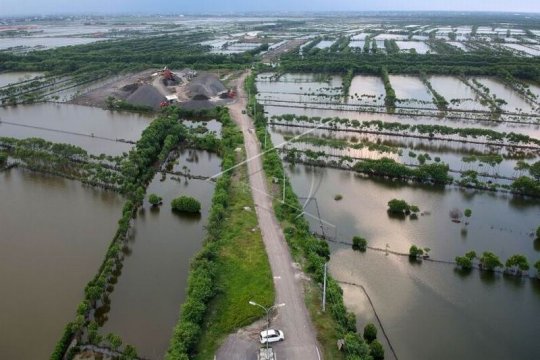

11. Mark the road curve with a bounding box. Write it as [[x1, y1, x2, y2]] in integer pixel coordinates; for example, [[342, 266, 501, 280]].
[[217, 72, 321, 360]]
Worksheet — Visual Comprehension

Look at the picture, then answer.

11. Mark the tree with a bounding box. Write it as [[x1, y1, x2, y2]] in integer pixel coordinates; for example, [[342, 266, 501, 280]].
[[369, 339, 385, 360], [88, 321, 102, 345], [535, 260, 540, 278], [0, 152, 7, 166], [148, 193, 162, 206], [505, 254, 529, 275], [464, 209, 472, 218], [352, 236, 368, 252], [171, 196, 201, 213], [363, 323, 377, 343], [529, 161, 540, 181], [455, 256, 473, 270], [387, 199, 410, 214], [122, 345, 138, 360], [409, 245, 424, 259], [536, 226, 540, 240], [480, 252, 503, 271], [105, 333, 122, 350]]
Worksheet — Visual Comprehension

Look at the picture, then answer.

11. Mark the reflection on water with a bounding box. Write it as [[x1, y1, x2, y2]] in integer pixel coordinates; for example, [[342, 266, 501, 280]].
[[0, 168, 124, 359]]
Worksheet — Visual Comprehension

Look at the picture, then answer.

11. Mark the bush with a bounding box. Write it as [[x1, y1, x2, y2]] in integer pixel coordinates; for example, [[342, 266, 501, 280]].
[[148, 193, 162, 206], [479, 251, 503, 271], [352, 236, 367, 252], [387, 199, 410, 214], [455, 255, 473, 270], [369, 339, 385, 360], [363, 323, 377, 343], [0, 152, 7, 165], [334, 194, 343, 201], [409, 245, 424, 259], [171, 196, 201, 213], [536, 226, 540, 240]]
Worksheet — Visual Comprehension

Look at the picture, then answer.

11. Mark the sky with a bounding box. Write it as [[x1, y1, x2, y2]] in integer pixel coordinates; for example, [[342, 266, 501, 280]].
[[1, 0, 540, 16]]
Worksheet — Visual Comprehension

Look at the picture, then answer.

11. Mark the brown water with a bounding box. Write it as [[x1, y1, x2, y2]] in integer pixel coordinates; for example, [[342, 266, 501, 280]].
[[0, 168, 124, 359], [100, 151, 218, 359], [286, 164, 540, 360], [0, 103, 152, 155]]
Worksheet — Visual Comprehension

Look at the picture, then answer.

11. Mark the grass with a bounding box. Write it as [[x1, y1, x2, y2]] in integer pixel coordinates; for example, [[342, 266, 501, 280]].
[[305, 282, 346, 360], [194, 162, 274, 360]]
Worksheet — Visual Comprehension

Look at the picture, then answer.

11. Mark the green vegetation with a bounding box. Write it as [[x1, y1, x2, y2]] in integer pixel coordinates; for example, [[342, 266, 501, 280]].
[[387, 199, 419, 215], [505, 254, 530, 274], [479, 252, 503, 271], [194, 164, 273, 360], [464, 209, 472, 218], [166, 107, 273, 360], [171, 196, 202, 213], [409, 245, 425, 259], [0, 152, 7, 166], [381, 66, 396, 112], [369, 340, 385, 360], [354, 158, 451, 184], [148, 193, 162, 206], [455, 251, 477, 271], [363, 323, 377, 343], [352, 236, 368, 252], [335, 194, 343, 201]]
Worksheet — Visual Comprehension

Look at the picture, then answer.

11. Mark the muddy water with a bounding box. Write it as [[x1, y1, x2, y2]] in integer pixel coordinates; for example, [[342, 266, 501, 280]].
[[100, 152, 218, 359], [0, 103, 152, 155], [264, 105, 540, 138], [286, 164, 540, 360], [287, 165, 540, 262], [0, 168, 124, 359], [331, 248, 540, 360]]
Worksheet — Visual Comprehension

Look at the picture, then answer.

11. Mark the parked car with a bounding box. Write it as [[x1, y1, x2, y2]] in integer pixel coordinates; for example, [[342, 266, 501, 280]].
[[259, 329, 285, 344]]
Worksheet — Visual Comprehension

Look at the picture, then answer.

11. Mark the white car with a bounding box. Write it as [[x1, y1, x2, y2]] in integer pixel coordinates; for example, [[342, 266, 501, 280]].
[[259, 329, 285, 344]]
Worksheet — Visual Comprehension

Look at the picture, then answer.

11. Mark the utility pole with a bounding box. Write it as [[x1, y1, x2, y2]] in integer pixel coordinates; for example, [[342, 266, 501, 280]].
[[282, 173, 286, 203], [322, 262, 328, 312]]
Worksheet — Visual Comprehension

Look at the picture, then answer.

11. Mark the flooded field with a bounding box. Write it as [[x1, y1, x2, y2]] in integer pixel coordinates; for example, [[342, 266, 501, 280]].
[[264, 105, 540, 139], [0, 103, 152, 155], [286, 164, 540, 360], [0, 169, 124, 359], [395, 41, 431, 54], [388, 75, 437, 108], [332, 248, 540, 360], [0, 36, 107, 51], [347, 75, 386, 106], [428, 76, 488, 111], [0, 72, 45, 87], [100, 152, 218, 359], [474, 77, 538, 114]]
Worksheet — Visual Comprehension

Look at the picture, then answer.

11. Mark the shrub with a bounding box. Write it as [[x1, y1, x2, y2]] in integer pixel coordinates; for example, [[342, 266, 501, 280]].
[[171, 196, 201, 213], [148, 193, 162, 206], [363, 323, 378, 343], [464, 208, 472, 218], [455, 255, 473, 270], [479, 252, 503, 271], [387, 199, 410, 214], [409, 245, 424, 259], [369, 339, 385, 360], [352, 236, 367, 252], [0, 152, 7, 165], [334, 194, 343, 201]]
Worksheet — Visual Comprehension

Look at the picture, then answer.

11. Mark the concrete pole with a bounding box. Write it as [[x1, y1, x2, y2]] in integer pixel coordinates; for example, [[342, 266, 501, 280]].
[[322, 262, 328, 312]]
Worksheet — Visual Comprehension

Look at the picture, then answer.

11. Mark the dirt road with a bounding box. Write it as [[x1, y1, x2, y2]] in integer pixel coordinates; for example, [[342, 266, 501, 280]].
[[216, 73, 322, 360]]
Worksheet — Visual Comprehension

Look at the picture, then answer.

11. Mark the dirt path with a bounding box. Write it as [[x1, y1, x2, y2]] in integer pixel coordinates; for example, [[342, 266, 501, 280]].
[[216, 72, 322, 360]]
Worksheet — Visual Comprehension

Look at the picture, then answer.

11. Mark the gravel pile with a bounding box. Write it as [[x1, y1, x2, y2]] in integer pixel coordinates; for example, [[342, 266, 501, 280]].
[[126, 84, 165, 110], [187, 73, 226, 100]]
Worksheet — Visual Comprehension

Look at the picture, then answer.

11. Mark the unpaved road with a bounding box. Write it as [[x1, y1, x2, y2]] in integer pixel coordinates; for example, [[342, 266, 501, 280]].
[[216, 72, 321, 360]]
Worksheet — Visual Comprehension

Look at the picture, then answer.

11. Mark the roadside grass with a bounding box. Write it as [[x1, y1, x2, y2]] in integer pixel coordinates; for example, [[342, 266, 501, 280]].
[[305, 281, 346, 360], [194, 162, 274, 360]]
